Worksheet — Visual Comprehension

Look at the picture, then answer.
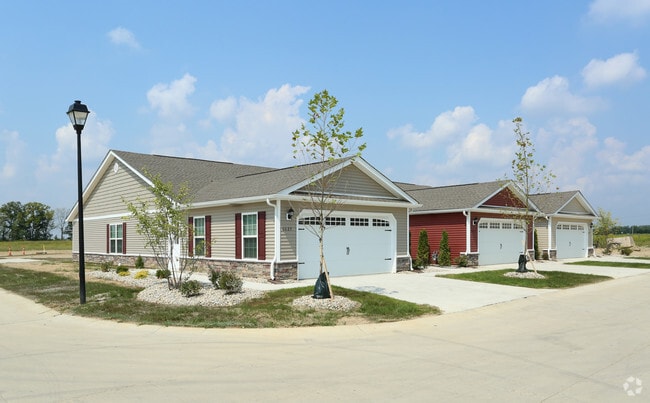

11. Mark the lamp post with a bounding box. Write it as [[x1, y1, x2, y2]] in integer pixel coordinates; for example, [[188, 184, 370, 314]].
[[67, 100, 90, 304]]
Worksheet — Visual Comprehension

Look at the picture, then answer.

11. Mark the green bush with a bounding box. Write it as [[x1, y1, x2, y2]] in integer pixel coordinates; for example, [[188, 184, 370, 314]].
[[134, 270, 149, 279], [534, 229, 540, 260], [118, 270, 130, 277], [454, 254, 469, 267], [100, 261, 114, 272], [208, 268, 221, 289], [135, 255, 145, 269], [115, 265, 129, 275], [415, 230, 430, 269], [438, 231, 451, 266], [180, 280, 202, 297], [218, 271, 243, 294], [155, 269, 171, 279], [620, 246, 633, 256]]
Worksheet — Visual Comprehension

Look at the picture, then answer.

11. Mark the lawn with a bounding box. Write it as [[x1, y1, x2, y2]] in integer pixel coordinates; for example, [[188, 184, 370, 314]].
[[565, 261, 650, 269], [439, 269, 611, 289], [0, 239, 72, 254], [0, 266, 440, 328]]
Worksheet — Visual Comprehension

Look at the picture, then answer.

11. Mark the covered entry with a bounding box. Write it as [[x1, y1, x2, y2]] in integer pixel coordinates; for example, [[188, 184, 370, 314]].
[[478, 219, 526, 265], [297, 213, 395, 279]]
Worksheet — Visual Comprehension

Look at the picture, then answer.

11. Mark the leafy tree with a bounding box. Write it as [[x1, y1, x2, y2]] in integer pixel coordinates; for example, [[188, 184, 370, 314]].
[[291, 90, 366, 297], [0, 201, 25, 240], [23, 202, 54, 240], [504, 117, 556, 272], [593, 208, 618, 250], [124, 173, 195, 289], [438, 231, 451, 266], [415, 230, 430, 268]]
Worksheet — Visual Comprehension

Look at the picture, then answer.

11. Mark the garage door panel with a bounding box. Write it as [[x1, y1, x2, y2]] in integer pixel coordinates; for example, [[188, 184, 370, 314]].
[[297, 215, 394, 279], [556, 223, 586, 259], [478, 219, 526, 265]]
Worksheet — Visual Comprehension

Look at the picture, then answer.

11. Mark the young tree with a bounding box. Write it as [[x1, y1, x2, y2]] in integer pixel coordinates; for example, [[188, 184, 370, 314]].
[[124, 174, 195, 289], [593, 208, 618, 250], [415, 230, 430, 268], [291, 90, 366, 298], [438, 231, 451, 266]]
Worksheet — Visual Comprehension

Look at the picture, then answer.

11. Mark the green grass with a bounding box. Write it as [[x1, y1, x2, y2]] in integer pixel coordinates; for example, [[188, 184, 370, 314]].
[[0, 239, 72, 253], [439, 269, 611, 289], [566, 261, 650, 269], [0, 266, 440, 328], [632, 234, 650, 247]]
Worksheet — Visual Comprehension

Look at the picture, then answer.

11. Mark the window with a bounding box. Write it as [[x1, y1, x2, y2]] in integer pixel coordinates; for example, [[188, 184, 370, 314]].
[[298, 217, 321, 225], [193, 217, 205, 257], [502, 223, 512, 229], [325, 217, 346, 226], [242, 213, 257, 259], [489, 222, 500, 229], [109, 223, 123, 254], [479, 222, 488, 229], [373, 218, 390, 227], [350, 217, 369, 226]]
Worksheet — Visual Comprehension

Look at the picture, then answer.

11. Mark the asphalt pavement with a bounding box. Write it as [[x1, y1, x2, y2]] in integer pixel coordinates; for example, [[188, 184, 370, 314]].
[[1, 256, 649, 401]]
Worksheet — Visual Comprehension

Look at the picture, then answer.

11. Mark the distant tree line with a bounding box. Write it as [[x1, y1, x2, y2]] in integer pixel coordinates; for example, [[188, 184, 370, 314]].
[[0, 201, 71, 241], [613, 225, 650, 234]]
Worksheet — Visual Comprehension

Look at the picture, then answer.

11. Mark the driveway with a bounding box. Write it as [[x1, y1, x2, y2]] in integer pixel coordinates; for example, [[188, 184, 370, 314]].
[[1, 265, 649, 401]]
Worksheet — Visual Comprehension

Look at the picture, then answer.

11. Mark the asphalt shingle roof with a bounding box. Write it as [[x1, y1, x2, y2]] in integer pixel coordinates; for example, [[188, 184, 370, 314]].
[[397, 180, 506, 212], [530, 191, 581, 214]]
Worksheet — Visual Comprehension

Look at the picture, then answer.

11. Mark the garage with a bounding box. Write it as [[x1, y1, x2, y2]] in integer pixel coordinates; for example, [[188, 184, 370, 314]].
[[297, 213, 395, 279], [478, 219, 526, 265], [556, 223, 587, 259]]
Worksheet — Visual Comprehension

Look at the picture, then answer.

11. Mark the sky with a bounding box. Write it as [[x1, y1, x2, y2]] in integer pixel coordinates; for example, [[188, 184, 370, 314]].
[[1, 0, 649, 225]]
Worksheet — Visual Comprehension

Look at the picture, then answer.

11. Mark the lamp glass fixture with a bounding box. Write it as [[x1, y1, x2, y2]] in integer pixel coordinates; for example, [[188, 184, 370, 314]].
[[67, 100, 90, 129]]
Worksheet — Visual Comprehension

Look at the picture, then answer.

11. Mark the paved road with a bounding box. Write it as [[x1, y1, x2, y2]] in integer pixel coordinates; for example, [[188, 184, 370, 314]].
[[1, 269, 648, 401]]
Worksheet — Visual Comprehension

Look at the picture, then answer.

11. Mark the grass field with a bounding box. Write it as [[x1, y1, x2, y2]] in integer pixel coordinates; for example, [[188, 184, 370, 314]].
[[631, 234, 650, 247], [0, 240, 71, 254]]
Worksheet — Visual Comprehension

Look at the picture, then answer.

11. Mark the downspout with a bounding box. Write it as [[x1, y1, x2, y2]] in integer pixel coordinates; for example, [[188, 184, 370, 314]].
[[266, 198, 279, 280], [546, 215, 552, 259], [462, 210, 471, 255]]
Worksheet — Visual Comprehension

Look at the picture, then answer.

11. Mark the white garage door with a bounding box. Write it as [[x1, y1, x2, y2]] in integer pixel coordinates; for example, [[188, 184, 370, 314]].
[[556, 223, 586, 259], [478, 219, 526, 265], [297, 213, 395, 279]]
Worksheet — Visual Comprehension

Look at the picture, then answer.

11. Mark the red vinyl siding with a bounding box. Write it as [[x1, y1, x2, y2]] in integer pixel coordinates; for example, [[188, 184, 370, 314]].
[[409, 213, 467, 261], [484, 188, 525, 208]]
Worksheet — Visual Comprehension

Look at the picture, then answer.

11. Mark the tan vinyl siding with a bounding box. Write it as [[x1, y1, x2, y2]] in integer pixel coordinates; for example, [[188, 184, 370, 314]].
[[84, 161, 154, 217], [302, 165, 396, 198], [534, 218, 550, 251], [561, 198, 589, 215], [71, 217, 149, 255]]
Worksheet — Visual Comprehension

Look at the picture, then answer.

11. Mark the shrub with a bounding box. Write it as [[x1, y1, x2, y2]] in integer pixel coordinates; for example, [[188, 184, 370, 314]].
[[115, 265, 129, 275], [415, 230, 430, 269], [542, 251, 549, 260], [135, 255, 145, 269], [438, 231, 451, 266], [454, 254, 469, 267], [208, 268, 221, 289], [118, 270, 130, 277], [155, 269, 171, 279], [534, 229, 540, 260], [218, 271, 243, 294], [180, 280, 202, 297], [134, 270, 149, 279], [620, 246, 633, 256], [100, 261, 114, 272]]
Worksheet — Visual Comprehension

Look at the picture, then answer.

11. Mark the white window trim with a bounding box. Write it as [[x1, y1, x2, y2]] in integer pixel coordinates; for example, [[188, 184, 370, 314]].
[[193, 216, 206, 257], [242, 212, 258, 260], [109, 223, 123, 254]]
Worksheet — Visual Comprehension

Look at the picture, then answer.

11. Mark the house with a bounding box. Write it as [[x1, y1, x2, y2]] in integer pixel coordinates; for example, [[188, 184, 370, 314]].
[[67, 150, 419, 280], [530, 191, 597, 259], [400, 181, 536, 266]]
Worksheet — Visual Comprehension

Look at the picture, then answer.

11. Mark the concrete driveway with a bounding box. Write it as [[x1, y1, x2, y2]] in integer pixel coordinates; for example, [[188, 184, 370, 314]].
[[1, 257, 649, 401]]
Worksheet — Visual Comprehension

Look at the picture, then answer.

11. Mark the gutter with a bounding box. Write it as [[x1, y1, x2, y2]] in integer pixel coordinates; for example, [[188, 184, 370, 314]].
[[265, 198, 279, 280], [462, 210, 471, 254]]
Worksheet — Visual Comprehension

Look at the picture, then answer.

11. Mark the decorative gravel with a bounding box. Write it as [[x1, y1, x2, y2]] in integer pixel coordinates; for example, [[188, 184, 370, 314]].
[[503, 271, 547, 279], [89, 269, 358, 310]]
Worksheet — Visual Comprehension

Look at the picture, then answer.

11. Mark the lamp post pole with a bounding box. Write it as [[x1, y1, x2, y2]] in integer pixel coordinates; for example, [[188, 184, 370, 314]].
[[67, 100, 90, 304]]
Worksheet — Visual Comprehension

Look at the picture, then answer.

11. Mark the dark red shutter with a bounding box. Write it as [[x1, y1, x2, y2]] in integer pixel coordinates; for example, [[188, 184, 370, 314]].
[[205, 215, 212, 258], [106, 224, 110, 253], [258, 211, 266, 261], [122, 222, 127, 254], [235, 213, 242, 259], [188, 216, 194, 256]]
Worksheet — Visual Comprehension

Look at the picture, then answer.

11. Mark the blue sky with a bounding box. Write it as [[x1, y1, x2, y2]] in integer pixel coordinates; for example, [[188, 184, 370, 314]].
[[1, 0, 649, 225]]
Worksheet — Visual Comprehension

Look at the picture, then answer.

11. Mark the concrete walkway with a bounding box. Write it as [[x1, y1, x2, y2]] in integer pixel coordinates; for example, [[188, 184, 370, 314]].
[[0, 264, 649, 401]]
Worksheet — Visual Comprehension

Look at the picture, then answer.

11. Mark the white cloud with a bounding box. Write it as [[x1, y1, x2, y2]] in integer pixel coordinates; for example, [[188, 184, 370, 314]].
[[520, 75, 604, 116], [598, 137, 650, 172], [587, 0, 650, 25], [582, 52, 647, 88], [147, 73, 197, 119], [387, 106, 477, 148], [0, 130, 26, 181], [107, 27, 141, 49]]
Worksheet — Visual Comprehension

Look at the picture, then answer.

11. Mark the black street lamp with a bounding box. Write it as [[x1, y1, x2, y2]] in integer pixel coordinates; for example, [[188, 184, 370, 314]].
[[67, 100, 90, 304]]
